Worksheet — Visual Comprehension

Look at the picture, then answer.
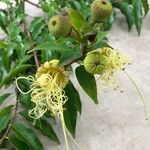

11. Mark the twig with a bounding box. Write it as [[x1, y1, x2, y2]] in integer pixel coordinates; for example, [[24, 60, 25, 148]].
[[64, 41, 88, 68], [25, 0, 41, 8], [23, 22, 40, 68], [64, 54, 84, 69], [0, 87, 19, 145]]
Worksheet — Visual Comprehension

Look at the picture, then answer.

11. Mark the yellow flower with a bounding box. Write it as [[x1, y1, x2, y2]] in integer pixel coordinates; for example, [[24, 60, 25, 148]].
[[97, 47, 132, 89], [16, 60, 83, 150], [36, 59, 68, 88], [16, 59, 69, 119]]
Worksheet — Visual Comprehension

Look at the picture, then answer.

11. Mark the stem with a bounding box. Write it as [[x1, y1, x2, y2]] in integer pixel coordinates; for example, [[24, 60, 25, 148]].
[[0, 87, 19, 145], [64, 54, 84, 69], [64, 41, 88, 69], [25, 0, 41, 8], [123, 70, 149, 120], [23, 22, 40, 69], [65, 127, 84, 150], [61, 112, 70, 150]]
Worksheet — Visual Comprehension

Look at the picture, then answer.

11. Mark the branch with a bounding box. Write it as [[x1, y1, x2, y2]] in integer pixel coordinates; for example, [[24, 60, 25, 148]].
[[23, 22, 40, 69], [64, 42, 88, 68], [64, 54, 85, 69], [25, 0, 41, 8], [0, 87, 19, 145]]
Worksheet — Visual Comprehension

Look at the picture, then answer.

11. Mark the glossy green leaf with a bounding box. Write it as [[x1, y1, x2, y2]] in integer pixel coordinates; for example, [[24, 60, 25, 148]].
[[133, 0, 143, 35], [12, 123, 44, 150], [30, 40, 71, 53], [0, 40, 7, 49], [0, 93, 11, 105], [63, 80, 83, 137], [67, 8, 86, 32], [116, 2, 133, 30], [64, 81, 82, 114], [1, 64, 31, 87], [0, 105, 13, 132], [35, 119, 60, 144], [29, 17, 46, 40], [75, 65, 98, 104], [142, 0, 149, 16], [103, 12, 115, 31], [9, 136, 30, 150], [20, 110, 60, 144]]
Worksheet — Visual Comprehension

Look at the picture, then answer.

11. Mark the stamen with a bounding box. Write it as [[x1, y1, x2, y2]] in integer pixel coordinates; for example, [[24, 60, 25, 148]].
[[123, 70, 149, 120]]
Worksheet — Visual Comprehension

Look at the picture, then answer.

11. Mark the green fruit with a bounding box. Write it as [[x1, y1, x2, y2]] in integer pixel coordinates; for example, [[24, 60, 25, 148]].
[[91, 0, 112, 22], [48, 15, 71, 38], [84, 52, 107, 74]]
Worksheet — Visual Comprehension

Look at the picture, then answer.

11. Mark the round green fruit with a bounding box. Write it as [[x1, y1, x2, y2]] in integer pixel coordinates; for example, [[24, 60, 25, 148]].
[[91, 0, 112, 23], [84, 52, 107, 74], [48, 15, 71, 38]]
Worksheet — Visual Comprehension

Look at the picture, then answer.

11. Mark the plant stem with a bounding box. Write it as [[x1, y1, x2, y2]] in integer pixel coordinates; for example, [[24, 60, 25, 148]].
[[25, 0, 41, 8], [123, 70, 149, 120], [23, 22, 40, 69], [64, 41, 89, 69], [61, 112, 70, 150], [64, 54, 84, 69], [0, 87, 19, 145]]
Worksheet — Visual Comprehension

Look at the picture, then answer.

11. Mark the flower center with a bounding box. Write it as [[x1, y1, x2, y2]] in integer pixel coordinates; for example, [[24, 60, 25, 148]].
[[52, 20, 57, 26], [101, 0, 107, 5], [95, 60, 100, 66]]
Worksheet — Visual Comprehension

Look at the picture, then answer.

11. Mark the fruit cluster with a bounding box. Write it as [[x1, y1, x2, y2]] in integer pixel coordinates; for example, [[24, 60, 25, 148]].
[[48, 0, 114, 75], [48, 0, 112, 38]]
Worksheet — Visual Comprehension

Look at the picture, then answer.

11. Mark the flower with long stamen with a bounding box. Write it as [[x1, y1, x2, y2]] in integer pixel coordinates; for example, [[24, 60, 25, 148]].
[[97, 47, 132, 89], [20, 60, 68, 119], [16, 59, 84, 150]]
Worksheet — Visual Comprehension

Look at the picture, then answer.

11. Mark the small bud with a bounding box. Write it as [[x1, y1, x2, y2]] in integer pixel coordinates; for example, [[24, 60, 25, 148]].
[[48, 15, 71, 38], [91, 0, 112, 23], [84, 52, 107, 74]]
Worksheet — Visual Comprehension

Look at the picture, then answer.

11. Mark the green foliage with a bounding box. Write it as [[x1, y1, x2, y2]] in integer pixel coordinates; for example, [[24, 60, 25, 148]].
[[0, 105, 13, 132], [111, 0, 149, 34], [75, 65, 98, 104], [133, 0, 143, 35], [20, 110, 60, 144], [8, 135, 30, 150], [64, 81, 82, 137], [0, 0, 149, 149], [11, 123, 44, 150], [0, 93, 11, 105]]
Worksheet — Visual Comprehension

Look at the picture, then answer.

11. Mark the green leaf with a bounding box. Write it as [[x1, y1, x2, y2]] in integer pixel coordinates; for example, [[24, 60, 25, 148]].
[[12, 123, 44, 150], [0, 93, 11, 105], [133, 0, 143, 35], [75, 65, 98, 104], [142, 0, 149, 16], [103, 12, 115, 31], [30, 40, 71, 53], [29, 17, 46, 40], [63, 81, 82, 137], [35, 119, 60, 144], [1, 64, 31, 87], [0, 105, 13, 116], [0, 40, 7, 49], [20, 110, 60, 144], [8, 136, 30, 150], [0, 105, 13, 132], [64, 81, 82, 114], [63, 99, 77, 138], [116, 2, 133, 30], [66, 8, 86, 32]]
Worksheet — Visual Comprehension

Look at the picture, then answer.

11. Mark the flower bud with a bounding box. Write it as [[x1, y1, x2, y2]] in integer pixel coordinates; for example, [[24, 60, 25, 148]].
[[91, 0, 112, 23], [48, 15, 71, 38], [84, 52, 107, 74]]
